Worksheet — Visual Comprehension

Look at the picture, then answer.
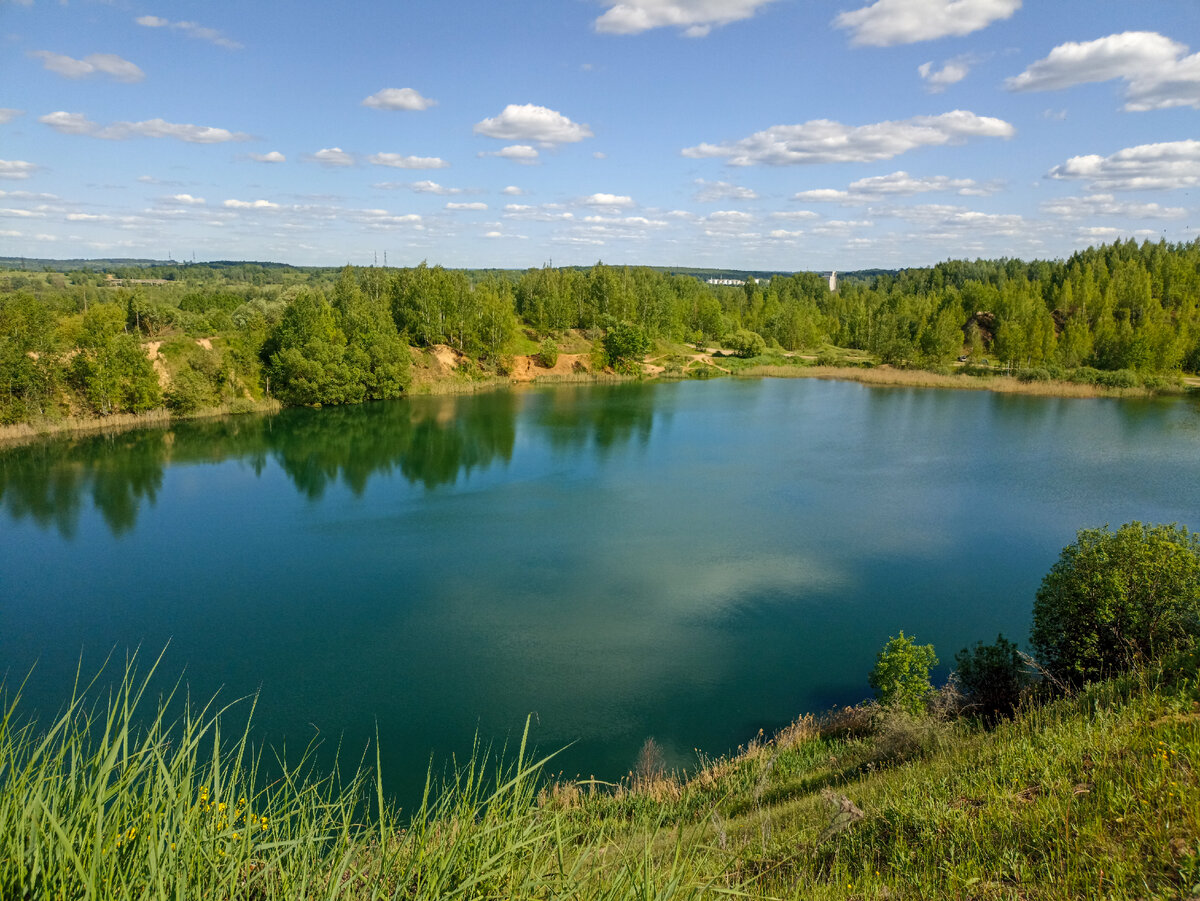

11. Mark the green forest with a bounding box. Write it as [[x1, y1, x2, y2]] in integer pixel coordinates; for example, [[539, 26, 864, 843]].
[[2, 237, 1200, 426]]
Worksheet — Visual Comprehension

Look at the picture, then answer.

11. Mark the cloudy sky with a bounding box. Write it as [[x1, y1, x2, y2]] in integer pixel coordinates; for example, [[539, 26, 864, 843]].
[[1, 0, 1197, 269]]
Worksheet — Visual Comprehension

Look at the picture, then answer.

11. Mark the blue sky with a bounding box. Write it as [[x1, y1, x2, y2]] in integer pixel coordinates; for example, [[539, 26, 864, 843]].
[[1, 0, 1197, 269]]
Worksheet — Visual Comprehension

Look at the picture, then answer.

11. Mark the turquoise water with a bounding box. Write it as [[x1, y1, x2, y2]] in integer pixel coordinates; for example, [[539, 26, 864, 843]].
[[2, 378, 1198, 804]]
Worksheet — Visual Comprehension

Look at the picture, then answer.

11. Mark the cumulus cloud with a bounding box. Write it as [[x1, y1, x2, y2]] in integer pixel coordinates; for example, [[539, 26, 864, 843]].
[[479, 145, 540, 163], [446, 202, 488, 211], [834, 0, 1020, 47], [306, 147, 355, 167], [401, 180, 461, 194], [368, 153, 448, 169], [918, 56, 972, 92], [361, 88, 437, 111], [593, 0, 777, 37], [39, 111, 250, 143], [164, 193, 206, 205], [792, 170, 993, 203], [1047, 140, 1200, 192], [501, 185, 525, 195], [248, 151, 286, 163], [694, 179, 758, 201], [474, 104, 592, 144], [31, 51, 144, 82], [768, 210, 820, 220], [1006, 31, 1200, 111], [0, 160, 37, 180], [682, 110, 1013, 166], [223, 199, 280, 209], [582, 193, 635, 207], [1040, 193, 1187, 220], [135, 15, 242, 50]]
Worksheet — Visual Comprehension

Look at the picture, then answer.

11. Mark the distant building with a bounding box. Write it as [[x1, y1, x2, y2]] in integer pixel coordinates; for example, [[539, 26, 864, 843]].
[[825, 270, 838, 292], [705, 277, 746, 286]]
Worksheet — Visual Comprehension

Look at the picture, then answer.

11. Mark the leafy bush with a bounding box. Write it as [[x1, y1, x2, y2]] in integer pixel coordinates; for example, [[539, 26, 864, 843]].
[[1096, 368, 1140, 389], [601, 320, 651, 375], [868, 632, 938, 715], [954, 634, 1034, 723], [165, 365, 216, 414], [1018, 367, 1051, 383], [1031, 522, 1200, 686], [1069, 366, 1102, 385], [725, 329, 766, 359], [536, 340, 559, 369]]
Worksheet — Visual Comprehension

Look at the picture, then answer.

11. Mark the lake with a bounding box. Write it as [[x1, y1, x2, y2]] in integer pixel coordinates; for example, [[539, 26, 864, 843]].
[[2, 377, 1198, 807]]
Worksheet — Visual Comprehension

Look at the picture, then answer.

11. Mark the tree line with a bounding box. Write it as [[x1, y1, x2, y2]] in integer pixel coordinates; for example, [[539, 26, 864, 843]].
[[1, 237, 1199, 424]]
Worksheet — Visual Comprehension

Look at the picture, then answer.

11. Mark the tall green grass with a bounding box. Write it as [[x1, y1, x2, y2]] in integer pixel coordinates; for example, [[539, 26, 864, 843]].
[[4, 650, 1198, 899], [0, 651, 737, 900]]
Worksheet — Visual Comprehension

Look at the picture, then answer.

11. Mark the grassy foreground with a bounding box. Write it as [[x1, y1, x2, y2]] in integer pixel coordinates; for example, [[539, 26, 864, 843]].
[[3, 653, 1198, 900]]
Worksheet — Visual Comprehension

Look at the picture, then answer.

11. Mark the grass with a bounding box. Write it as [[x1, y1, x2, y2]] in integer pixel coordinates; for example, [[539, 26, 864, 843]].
[[739, 363, 1171, 399], [3, 649, 1199, 900]]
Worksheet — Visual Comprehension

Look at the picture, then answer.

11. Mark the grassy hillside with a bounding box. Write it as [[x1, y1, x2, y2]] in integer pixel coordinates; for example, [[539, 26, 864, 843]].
[[2, 651, 1196, 900]]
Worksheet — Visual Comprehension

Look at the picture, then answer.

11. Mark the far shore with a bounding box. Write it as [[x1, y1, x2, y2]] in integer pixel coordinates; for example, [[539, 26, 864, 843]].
[[0, 357, 1193, 450]]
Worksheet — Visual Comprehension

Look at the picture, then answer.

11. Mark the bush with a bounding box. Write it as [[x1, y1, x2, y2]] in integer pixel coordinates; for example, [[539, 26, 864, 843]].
[[868, 632, 938, 715], [954, 634, 1034, 723], [536, 340, 559, 369], [601, 320, 651, 375], [1096, 368, 1140, 389], [725, 329, 767, 359], [1069, 366, 1102, 385], [1018, 367, 1051, 383], [1031, 522, 1200, 686]]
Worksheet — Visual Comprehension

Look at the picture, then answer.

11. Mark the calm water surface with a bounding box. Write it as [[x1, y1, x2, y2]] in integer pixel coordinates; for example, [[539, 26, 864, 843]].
[[2, 378, 1198, 804]]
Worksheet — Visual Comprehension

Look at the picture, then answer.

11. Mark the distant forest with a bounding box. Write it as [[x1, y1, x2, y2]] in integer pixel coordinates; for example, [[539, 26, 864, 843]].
[[1, 238, 1198, 424]]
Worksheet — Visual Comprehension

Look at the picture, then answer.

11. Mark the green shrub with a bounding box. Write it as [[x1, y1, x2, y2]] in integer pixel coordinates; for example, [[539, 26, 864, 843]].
[[725, 329, 766, 359], [536, 340, 559, 369], [601, 320, 651, 375], [1096, 368, 1140, 389], [954, 634, 1035, 723], [1069, 366, 1102, 385], [1031, 522, 1200, 686], [1018, 367, 1051, 383], [868, 632, 938, 715]]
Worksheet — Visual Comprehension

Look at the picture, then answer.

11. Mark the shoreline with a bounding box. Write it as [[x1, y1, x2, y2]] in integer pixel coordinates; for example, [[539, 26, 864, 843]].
[[0, 363, 1191, 450]]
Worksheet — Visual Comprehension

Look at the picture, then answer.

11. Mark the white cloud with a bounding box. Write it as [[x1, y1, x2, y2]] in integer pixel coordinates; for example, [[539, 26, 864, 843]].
[[474, 104, 592, 144], [248, 151, 286, 163], [0, 207, 44, 218], [31, 51, 144, 83], [368, 152, 449, 169], [39, 111, 249, 143], [792, 188, 850, 202], [0, 160, 37, 180], [582, 193, 634, 207], [834, 0, 1020, 46], [501, 185, 525, 195], [918, 56, 971, 92], [0, 190, 57, 200], [403, 180, 460, 195], [768, 210, 820, 219], [1006, 31, 1200, 112], [593, 0, 777, 37], [1047, 140, 1200, 192], [306, 147, 355, 167], [1040, 193, 1187, 220], [593, 151, 608, 159], [694, 178, 758, 201], [223, 199, 280, 209], [134, 15, 242, 50], [0, 109, 23, 124], [164, 193, 206, 205], [682, 111, 1013, 166], [446, 202, 488, 211], [361, 88, 437, 111], [480, 145, 540, 164]]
